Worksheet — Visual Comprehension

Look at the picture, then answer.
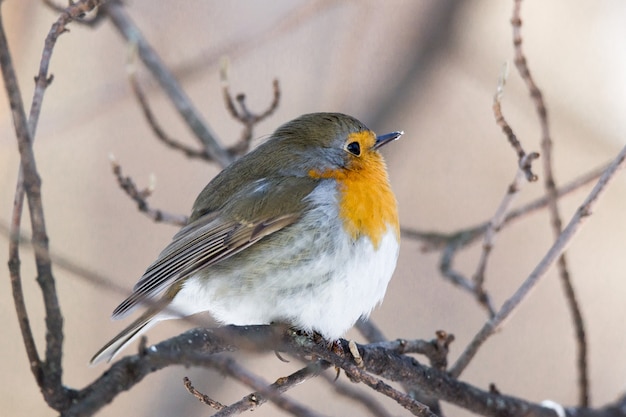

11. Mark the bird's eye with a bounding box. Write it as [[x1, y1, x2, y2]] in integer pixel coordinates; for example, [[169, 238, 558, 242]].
[[346, 141, 361, 156]]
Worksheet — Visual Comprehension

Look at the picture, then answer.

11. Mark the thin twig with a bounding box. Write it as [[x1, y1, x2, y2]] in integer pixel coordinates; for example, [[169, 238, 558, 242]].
[[1, 0, 104, 410], [342, 363, 435, 417], [402, 159, 609, 253], [493, 62, 539, 182], [102, 0, 233, 168], [0, 219, 134, 301], [449, 143, 626, 378], [110, 155, 188, 226], [42, 0, 107, 27], [471, 168, 524, 317], [213, 360, 331, 417], [183, 376, 226, 410], [190, 354, 327, 417], [221, 61, 281, 156], [472, 67, 540, 317], [511, 0, 588, 406], [126, 51, 212, 161], [406, 160, 604, 313]]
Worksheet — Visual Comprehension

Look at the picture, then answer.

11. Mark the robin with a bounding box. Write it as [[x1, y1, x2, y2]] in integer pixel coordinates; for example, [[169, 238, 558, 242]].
[[91, 112, 403, 364]]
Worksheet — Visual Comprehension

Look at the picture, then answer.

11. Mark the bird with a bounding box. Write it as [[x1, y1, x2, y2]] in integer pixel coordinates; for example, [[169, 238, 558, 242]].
[[90, 112, 403, 365]]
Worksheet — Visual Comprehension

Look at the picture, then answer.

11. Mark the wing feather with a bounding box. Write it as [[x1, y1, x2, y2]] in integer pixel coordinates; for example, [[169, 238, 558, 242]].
[[111, 176, 319, 320], [112, 214, 300, 319]]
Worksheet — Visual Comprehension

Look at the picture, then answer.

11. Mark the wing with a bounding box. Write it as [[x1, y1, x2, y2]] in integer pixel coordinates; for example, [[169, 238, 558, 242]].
[[111, 176, 319, 319]]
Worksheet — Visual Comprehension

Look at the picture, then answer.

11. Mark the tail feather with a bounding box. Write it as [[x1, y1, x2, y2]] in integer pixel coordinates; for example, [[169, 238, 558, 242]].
[[90, 311, 157, 365]]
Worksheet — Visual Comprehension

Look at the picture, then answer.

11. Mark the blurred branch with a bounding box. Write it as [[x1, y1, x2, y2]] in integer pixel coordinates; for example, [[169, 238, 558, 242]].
[[101, 0, 233, 168], [403, 159, 609, 253], [511, 0, 588, 406], [127, 52, 281, 163], [450, 143, 626, 378], [126, 53, 212, 161]]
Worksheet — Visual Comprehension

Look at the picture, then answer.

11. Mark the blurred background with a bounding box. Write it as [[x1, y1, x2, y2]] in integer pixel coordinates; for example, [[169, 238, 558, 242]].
[[1, 1, 626, 416]]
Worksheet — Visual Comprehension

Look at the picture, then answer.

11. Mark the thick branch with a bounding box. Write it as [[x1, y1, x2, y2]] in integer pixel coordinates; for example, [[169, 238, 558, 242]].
[[65, 325, 571, 417]]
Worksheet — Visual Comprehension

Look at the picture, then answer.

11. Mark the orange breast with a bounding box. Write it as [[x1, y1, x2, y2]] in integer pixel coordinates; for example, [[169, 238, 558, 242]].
[[309, 152, 399, 249]]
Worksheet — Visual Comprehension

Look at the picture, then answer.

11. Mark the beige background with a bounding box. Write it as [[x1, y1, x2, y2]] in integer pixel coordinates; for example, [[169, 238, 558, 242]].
[[1, 1, 626, 416]]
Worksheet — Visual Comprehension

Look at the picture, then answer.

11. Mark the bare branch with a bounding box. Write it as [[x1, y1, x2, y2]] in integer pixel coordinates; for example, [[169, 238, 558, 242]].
[[511, 0, 588, 405], [471, 68, 541, 317], [42, 0, 107, 27], [1, 0, 105, 410], [355, 320, 446, 415], [194, 355, 326, 417], [493, 62, 539, 181], [222, 61, 281, 156], [183, 376, 226, 410], [341, 363, 435, 417], [126, 53, 213, 161], [101, 0, 234, 168], [110, 155, 188, 227], [450, 143, 626, 378], [404, 157, 608, 254], [213, 360, 331, 417], [307, 333, 556, 417]]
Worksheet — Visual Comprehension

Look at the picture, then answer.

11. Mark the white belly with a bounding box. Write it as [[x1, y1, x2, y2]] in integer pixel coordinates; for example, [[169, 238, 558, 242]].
[[171, 227, 398, 339], [165, 182, 400, 339]]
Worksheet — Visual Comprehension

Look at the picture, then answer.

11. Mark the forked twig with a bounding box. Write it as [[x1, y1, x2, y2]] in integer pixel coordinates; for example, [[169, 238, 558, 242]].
[[403, 160, 610, 253], [402, 160, 608, 309], [222, 61, 281, 156], [449, 143, 626, 378]]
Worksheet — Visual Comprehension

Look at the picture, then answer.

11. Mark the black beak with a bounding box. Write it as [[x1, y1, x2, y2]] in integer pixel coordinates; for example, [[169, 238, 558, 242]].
[[373, 131, 404, 150]]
